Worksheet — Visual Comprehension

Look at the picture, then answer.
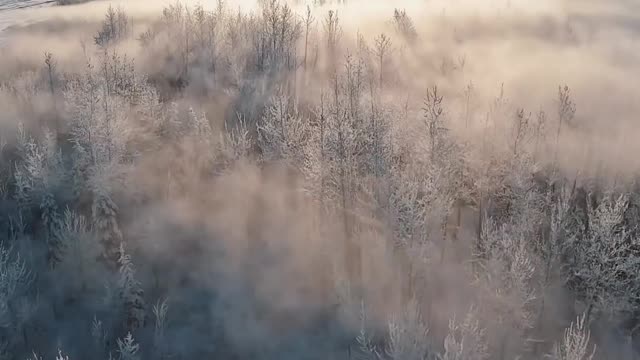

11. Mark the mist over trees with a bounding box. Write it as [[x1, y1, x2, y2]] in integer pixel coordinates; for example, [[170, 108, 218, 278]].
[[0, 0, 638, 359]]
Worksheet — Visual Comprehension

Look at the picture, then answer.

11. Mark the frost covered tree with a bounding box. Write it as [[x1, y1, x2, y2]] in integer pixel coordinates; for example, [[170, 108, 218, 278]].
[[95, 6, 129, 47], [152, 298, 169, 359], [2, 2, 640, 359], [386, 171, 438, 302], [392, 9, 417, 44], [0, 245, 32, 321], [323, 69, 367, 294], [563, 193, 640, 321], [373, 34, 392, 87], [13, 125, 47, 208], [54, 209, 101, 296], [476, 218, 538, 358], [323, 9, 342, 70], [0, 242, 33, 357], [511, 108, 531, 158], [302, 5, 315, 72], [258, 92, 311, 165], [92, 191, 123, 270], [422, 86, 446, 164], [27, 349, 70, 360], [257, 0, 301, 71], [117, 332, 140, 360], [117, 244, 145, 332], [218, 113, 253, 167], [553, 85, 576, 169], [550, 314, 595, 360], [13, 126, 66, 267], [440, 308, 489, 360], [357, 299, 435, 360], [64, 54, 138, 270]]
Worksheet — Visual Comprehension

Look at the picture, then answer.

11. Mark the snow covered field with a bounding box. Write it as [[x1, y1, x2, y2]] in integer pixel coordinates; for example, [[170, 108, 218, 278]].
[[0, 0, 53, 45], [0, 0, 53, 11]]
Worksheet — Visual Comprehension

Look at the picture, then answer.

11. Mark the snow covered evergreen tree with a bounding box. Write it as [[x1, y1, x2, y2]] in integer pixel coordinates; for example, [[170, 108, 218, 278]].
[[117, 244, 145, 332], [92, 191, 122, 270]]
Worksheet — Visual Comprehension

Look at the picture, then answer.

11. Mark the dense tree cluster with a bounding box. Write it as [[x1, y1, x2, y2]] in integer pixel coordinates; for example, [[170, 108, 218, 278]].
[[0, 1, 638, 359]]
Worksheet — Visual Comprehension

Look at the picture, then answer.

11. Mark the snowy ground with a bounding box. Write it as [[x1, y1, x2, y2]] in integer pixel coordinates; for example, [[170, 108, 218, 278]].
[[0, 0, 54, 45], [0, 0, 53, 11]]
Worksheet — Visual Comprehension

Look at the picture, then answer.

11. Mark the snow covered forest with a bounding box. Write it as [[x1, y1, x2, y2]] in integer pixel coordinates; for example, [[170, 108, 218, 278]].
[[0, 0, 639, 359]]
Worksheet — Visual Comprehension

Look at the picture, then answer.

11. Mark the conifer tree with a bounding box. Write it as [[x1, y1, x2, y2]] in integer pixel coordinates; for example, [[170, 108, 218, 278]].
[[117, 244, 145, 332], [92, 191, 123, 270]]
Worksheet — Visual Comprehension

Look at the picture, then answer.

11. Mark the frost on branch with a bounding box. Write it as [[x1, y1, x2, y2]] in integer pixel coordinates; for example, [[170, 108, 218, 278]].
[[550, 314, 595, 360], [440, 308, 489, 360]]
